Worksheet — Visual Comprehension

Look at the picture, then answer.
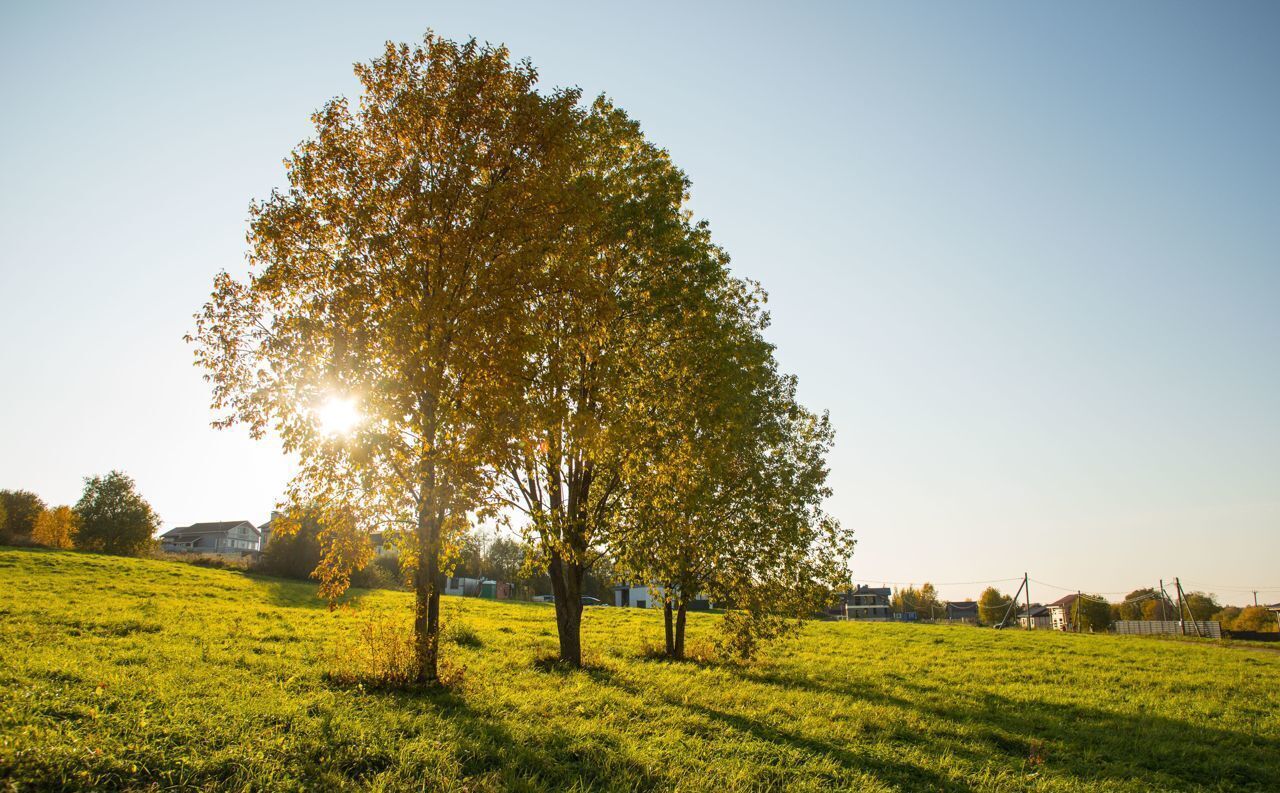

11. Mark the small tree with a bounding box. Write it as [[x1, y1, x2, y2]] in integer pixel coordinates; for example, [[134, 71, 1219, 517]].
[[978, 586, 1010, 626], [1182, 592, 1220, 622], [32, 506, 78, 549], [74, 471, 159, 556], [1, 490, 47, 541], [1075, 594, 1111, 632]]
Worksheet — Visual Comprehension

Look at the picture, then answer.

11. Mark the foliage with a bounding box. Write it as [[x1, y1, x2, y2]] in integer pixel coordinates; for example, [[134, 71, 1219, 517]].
[[257, 510, 324, 581], [977, 586, 1012, 626], [0, 489, 46, 540], [893, 582, 940, 619], [31, 505, 78, 549], [1181, 592, 1220, 622], [1223, 606, 1278, 632], [1075, 594, 1112, 632], [3, 548, 1280, 791], [1115, 588, 1162, 621], [326, 612, 417, 689], [191, 33, 586, 682], [72, 471, 159, 556]]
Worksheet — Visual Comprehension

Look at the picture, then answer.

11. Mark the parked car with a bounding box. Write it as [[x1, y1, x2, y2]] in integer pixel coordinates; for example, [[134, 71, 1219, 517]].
[[581, 596, 608, 607], [531, 594, 554, 603]]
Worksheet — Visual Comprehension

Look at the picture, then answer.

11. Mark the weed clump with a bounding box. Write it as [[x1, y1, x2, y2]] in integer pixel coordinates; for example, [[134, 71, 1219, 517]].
[[327, 614, 416, 688]]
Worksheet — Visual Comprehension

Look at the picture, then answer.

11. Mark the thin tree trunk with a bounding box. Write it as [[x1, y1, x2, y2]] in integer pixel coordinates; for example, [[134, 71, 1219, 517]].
[[549, 552, 584, 666], [664, 601, 675, 656], [414, 512, 442, 684], [674, 601, 688, 660]]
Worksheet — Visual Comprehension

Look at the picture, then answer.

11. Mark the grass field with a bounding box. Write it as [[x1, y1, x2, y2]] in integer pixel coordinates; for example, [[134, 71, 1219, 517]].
[[1, 547, 1277, 792]]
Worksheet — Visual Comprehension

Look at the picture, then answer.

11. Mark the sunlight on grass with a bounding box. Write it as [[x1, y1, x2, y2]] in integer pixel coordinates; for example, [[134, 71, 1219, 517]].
[[1, 547, 1278, 791]]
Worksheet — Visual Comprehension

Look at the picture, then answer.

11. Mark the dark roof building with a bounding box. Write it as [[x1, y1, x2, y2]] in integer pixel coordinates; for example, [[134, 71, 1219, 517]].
[[161, 520, 260, 555]]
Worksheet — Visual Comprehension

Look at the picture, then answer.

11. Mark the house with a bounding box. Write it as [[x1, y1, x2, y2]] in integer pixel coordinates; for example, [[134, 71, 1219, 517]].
[[614, 584, 658, 609], [1048, 594, 1080, 631], [1268, 604, 1280, 631], [612, 584, 712, 610], [368, 532, 396, 557], [838, 585, 891, 620], [445, 576, 484, 597], [1017, 605, 1052, 629], [944, 601, 979, 624], [161, 521, 261, 555]]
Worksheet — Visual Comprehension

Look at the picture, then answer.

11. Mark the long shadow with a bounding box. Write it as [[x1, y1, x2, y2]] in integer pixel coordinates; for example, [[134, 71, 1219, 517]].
[[602, 670, 966, 791], [378, 682, 666, 791], [738, 665, 1280, 791]]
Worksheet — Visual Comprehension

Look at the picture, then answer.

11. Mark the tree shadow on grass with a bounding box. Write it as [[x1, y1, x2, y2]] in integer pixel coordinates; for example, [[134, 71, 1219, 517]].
[[597, 672, 967, 792], [737, 666, 1280, 791], [250, 576, 363, 610], [377, 681, 666, 791]]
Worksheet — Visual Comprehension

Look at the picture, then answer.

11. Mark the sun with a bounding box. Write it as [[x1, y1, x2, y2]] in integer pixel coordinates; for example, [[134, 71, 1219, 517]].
[[316, 395, 361, 436]]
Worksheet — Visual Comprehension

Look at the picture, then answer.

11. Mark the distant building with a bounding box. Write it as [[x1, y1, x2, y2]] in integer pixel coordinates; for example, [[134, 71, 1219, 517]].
[[160, 521, 261, 555], [944, 601, 979, 624], [837, 585, 892, 620], [612, 584, 711, 610], [1047, 594, 1080, 631], [445, 576, 484, 597], [1017, 605, 1052, 629], [368, 532, 396, 557]]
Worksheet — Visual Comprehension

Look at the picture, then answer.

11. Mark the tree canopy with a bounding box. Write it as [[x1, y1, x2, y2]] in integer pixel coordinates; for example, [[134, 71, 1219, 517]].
[[192, 32, 848, 681], [73, 471, 159, 556], [1, 490, 46, 540]]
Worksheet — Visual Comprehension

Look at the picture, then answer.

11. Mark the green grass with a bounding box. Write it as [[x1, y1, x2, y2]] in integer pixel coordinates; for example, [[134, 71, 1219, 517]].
[[2, 547, 1278, 792]]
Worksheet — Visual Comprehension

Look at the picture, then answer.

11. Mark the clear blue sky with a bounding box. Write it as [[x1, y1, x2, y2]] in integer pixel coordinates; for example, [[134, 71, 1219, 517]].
[[3, 2, 1277, 603]]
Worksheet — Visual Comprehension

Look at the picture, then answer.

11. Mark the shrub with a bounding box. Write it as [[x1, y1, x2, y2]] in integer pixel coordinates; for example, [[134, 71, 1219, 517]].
[[442, 621, 483, 648], [350, 554, 403, 590], [326, 613, 417, 688]]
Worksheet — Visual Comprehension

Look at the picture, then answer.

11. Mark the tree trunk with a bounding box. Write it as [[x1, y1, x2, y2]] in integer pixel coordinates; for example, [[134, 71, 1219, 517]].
[[548, 551, 584, 666], [413, 512, 442, 684], [664, 601, 675, 656], [674, 601, 688, 660]]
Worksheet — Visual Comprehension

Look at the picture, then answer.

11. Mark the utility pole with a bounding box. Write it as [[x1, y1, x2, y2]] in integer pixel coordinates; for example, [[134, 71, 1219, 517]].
[[1253, 591, 1259, 607], [1075, 590, 1082, 633], [1024, 572, 1031, 631], [1159, 579, 1168, 622], [1175, 577, 1202, 638], [1175, 578, 1185, 635]]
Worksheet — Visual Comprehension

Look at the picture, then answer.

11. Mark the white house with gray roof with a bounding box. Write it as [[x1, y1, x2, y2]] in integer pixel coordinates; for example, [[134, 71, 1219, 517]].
[[160, 521, 261, 555]]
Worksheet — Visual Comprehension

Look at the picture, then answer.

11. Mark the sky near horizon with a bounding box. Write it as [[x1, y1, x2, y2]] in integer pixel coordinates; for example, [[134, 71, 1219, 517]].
[[2, 2, 1277, 603]]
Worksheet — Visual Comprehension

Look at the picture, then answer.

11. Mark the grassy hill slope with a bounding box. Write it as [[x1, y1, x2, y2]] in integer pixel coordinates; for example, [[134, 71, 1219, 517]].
[[1, 548, 1277, 792]]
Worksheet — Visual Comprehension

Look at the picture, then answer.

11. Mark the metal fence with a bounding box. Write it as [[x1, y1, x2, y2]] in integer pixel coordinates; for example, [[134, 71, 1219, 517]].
[[1113, 619, 1221, 639]]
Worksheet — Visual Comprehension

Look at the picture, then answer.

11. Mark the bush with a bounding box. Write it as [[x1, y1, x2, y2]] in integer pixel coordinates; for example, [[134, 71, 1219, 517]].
[[442, 621, 483, 648], [326, 613, 417, 688], [350, 554, 404, 590]]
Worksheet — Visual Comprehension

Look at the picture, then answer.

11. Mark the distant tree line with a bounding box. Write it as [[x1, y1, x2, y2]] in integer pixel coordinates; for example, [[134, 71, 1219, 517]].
[[1, 471, 160, 557]]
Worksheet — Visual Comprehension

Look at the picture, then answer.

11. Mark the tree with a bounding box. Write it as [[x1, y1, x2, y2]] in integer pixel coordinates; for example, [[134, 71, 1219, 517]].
[[32, 506, 78, 549], [1140, 597, 1172, 621], [258, 510, 324, 580], [978, 586, 1012, 626], [1115, 588, 1160, 621], [614, 279, 852, 659], [1, 490, 46, 540], [1182, 592, 1220, 622], [1075, 594, 1111, 632], [1226, 605, 1278, 632], [496, 98, 711, 666], [192, 34, 585, 684], [74, 471, 159, 556]]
